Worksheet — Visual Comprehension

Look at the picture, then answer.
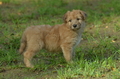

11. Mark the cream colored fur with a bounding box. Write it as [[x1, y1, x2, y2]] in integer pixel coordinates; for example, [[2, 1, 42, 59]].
[[19, 10, 87, 68]]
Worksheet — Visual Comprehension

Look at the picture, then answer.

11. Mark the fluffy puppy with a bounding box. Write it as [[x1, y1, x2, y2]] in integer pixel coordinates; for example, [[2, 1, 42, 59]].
[[19, 10, 87, 68]]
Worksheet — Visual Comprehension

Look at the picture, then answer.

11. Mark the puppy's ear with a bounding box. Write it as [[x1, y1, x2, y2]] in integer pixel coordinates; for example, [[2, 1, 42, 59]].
[[79, 10, 87, 20], [63, 11, 70, 23]]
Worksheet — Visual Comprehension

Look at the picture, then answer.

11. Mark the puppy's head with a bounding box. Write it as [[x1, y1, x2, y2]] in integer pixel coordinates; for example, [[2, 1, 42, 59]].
[[63, 10, 87, 30]]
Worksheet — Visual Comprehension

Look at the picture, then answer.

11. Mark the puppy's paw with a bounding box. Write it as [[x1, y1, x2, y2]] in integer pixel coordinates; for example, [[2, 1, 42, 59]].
[[67, 60, 74, 64], [26, 64, 34, 68]]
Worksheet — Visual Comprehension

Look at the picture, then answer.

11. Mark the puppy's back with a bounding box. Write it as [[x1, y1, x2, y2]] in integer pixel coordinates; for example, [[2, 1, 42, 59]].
[[19, 25, 52, 54]]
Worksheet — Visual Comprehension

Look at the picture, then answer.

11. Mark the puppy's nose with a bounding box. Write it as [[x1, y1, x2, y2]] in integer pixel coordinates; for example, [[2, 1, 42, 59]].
[[73, 24, 77, 28]]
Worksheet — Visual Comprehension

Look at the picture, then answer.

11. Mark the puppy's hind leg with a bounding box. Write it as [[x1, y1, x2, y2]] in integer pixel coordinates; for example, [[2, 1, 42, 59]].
[[23, 40, 44, 68], [23, 50, 36, 68]]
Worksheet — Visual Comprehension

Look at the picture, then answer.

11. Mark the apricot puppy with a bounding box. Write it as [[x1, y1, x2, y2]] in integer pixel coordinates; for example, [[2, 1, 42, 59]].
[[19, 10, 87, 68]]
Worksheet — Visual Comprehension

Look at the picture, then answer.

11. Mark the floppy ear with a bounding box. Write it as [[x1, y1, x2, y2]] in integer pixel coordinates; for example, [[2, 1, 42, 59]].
[[63, 11, 70, 23], [79, 10, 87, 20]]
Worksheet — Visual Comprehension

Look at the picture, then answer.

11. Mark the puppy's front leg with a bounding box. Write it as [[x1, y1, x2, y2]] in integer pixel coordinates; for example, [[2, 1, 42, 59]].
[[61, 44, 74, 63], [72, 50, 76, 59]]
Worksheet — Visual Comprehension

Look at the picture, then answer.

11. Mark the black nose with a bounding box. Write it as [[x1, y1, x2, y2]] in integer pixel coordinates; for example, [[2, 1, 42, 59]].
[[73, 24, 77, 28]]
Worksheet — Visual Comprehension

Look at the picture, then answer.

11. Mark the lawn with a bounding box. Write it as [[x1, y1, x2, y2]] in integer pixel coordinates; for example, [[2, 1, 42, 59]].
[[0, 0, 120, 79]]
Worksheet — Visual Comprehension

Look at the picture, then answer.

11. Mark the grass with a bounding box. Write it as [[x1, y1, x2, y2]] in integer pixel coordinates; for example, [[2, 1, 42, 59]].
[[0, 0, 120, 79]]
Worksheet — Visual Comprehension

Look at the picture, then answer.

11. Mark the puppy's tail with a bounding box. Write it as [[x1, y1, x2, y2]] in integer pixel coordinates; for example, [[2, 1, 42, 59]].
[[19, 34, 27, 54]]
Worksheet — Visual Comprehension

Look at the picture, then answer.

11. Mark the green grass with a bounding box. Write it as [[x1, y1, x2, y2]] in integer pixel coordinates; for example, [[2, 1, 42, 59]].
[[0, 0, 120, 79]]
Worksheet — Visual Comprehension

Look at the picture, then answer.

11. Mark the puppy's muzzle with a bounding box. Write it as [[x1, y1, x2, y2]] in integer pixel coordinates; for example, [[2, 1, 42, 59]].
[[72, 24, 81, 30], [73, 24, 77, 28]]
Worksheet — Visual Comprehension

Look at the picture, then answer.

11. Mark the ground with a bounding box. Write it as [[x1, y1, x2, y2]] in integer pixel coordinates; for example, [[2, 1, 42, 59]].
[[0, 0, 120, 79]]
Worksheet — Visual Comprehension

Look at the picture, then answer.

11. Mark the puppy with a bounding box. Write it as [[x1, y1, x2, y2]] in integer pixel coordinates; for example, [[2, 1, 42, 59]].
[[19, 10, 87, 68]]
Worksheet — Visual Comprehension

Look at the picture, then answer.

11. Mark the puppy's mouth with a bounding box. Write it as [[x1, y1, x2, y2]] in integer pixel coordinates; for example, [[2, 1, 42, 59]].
[[71, 24, 81, 30]]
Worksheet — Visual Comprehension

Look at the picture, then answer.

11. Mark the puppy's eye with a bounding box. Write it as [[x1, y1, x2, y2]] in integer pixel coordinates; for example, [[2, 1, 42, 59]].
[[69, 20, 72, 22], [77, 18, 80, 20]]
